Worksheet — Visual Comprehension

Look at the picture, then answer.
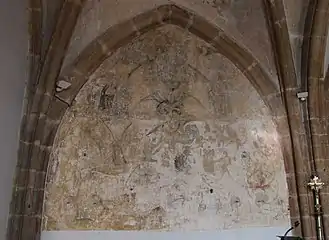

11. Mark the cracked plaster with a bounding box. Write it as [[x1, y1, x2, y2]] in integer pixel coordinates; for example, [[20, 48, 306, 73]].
[[44, 25, 289, 231]]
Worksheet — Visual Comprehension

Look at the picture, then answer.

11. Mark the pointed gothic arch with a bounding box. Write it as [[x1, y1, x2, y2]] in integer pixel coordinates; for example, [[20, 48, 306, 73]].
[[8, 3, 299, 240]]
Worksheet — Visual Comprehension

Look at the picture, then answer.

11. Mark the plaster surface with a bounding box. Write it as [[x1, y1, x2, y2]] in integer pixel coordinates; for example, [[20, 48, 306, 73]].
[[44, 25, 289, 231], [61, 0, 277, 85]]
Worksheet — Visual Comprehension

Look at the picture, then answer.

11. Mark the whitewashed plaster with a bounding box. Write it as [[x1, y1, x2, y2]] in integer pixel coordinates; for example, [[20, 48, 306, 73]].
[[44, 25, 289, 231]]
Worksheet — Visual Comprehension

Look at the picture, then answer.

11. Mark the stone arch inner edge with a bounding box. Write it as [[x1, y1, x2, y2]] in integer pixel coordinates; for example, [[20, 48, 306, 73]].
[[49, 3, 297, 227]]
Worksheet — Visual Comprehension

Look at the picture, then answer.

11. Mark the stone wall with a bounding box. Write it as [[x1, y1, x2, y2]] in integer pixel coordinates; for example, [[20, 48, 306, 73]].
[[13, 1, 328, 239]]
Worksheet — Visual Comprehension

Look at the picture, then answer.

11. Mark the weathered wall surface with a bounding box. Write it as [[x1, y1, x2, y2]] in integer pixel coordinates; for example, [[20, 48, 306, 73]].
[[62, 0, 277, 85], [44, 25, 289, 231]]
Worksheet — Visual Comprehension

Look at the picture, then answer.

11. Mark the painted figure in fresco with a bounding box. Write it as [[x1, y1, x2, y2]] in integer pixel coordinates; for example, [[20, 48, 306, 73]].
[[202, 148, 216, 174], [245, 151, 276, 191], [214, 151, 232, 179], [202, 0, 231, 10], [202, 149, 233, 179], [99, 84, 113, 110]]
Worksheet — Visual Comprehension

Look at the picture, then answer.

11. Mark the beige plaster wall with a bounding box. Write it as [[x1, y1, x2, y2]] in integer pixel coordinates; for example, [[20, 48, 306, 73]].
[[44, 25, 289, 231], [61, 0, 277, 86]]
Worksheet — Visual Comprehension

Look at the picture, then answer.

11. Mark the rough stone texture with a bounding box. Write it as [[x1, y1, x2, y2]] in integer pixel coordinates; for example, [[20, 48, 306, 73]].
[[306, 1, 329, 238], [283, 0, 309, 81], [44, 25, 289, 231], [61, 0, 277, 86], [13, 0, 329, 239], [263, 1, 316, 238], [6, 1, 83, 240]]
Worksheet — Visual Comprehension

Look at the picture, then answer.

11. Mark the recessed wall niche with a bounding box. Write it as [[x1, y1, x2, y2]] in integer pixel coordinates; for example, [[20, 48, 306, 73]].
[[44, 25, 289, 231]]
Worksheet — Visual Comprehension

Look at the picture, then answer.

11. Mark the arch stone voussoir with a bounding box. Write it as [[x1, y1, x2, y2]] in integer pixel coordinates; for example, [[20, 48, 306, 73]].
[[8, 97, 68, 238], [54, 4, 298, 228], [11, 3, 300, 240], [306, 1, 329, 236], [56, 4, 281, 116]]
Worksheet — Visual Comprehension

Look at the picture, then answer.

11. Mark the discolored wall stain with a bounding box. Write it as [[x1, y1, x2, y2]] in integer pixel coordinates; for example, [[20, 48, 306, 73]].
[[44, 25, 289, 231]]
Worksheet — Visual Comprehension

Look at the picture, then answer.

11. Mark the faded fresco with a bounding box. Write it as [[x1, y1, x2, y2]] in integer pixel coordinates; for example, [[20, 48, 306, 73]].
[[44, 25, 289, 231], [63, 0, 276, 83]]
